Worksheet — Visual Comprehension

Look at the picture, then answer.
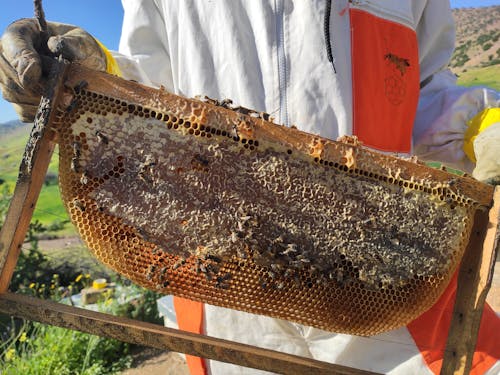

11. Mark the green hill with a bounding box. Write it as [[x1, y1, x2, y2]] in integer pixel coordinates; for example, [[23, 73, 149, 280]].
[[0, 125, 74, 237], [0, 119, 24, 136], [451, 6, 500, 73]]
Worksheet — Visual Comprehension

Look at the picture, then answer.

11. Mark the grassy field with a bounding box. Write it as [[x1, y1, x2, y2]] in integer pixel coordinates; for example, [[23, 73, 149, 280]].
[[0, 126, 75, 237], [456, 64, 500, 91]]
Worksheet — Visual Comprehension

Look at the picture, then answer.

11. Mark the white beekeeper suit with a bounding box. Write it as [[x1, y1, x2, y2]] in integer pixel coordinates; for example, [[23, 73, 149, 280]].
[[108, 1, 500, 374]]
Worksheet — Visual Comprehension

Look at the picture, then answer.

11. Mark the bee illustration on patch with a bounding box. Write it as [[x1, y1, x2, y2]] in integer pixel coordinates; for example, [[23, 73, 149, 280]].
[[384, 53, 410, 76]]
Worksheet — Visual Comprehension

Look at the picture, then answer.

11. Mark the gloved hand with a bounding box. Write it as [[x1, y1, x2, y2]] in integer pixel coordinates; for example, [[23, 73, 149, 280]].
[[0, 19, 106, 122], [472, 123, 500, 185]]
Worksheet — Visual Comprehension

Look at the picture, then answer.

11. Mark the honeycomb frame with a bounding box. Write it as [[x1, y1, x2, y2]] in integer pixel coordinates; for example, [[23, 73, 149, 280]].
[[51, 64, 495, 336]]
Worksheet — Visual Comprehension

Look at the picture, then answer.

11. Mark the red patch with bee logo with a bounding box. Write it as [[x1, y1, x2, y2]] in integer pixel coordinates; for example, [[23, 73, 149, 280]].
[[350, 9, 419, 153]]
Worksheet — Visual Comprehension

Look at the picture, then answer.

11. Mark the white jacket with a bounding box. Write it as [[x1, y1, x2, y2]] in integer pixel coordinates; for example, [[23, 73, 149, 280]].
[[113, 1, 500, 374]]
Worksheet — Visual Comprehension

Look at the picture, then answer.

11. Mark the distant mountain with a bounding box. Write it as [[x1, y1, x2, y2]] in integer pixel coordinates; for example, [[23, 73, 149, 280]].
[[450, 6, 500, 73], [0, 119, 25, 136]]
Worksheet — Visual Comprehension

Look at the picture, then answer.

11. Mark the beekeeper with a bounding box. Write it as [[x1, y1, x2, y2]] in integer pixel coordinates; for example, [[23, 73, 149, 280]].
[[1, 1, 499, 374]]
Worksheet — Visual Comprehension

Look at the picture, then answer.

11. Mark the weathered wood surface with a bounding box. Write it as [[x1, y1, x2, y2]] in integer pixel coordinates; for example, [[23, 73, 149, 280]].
[[0, 292, 379, 375], [441, 186, 500, 375], [0, 62, 67, 293]]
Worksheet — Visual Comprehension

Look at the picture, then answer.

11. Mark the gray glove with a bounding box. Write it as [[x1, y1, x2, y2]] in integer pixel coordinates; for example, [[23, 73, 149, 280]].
[[0, 18, 106, 122], [472, 123, 500, 185]]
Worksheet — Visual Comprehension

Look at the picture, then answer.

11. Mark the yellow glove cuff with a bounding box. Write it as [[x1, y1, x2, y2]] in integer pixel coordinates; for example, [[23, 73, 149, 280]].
[[463, 108, 500, 163], [94, 39, 122, 77]]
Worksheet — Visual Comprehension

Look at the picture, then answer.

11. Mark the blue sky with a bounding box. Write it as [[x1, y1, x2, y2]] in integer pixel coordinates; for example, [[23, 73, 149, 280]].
[[451, 0, 500, 6], [0, 0, 499, 123]]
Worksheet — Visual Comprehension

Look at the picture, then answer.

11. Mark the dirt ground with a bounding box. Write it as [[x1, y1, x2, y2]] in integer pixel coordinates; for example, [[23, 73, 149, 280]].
[[35, 237, 500, 374], [120, 348, 189, 375]]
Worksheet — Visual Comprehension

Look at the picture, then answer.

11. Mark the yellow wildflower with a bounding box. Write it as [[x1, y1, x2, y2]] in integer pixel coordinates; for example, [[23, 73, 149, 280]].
[[5, 348, 16, 361], [75, 274, 83, 282], [85, 274, 91, 279], [29, 283, 36, 289], [19, 332, 27, 343]]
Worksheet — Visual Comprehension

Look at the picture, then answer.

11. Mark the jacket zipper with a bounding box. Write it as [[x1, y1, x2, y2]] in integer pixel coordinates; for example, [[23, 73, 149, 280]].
[[275, 0, 289, 126]]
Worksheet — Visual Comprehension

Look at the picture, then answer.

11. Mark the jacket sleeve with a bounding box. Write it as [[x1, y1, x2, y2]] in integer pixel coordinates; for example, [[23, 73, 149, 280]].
[[412, 0, 500, 173], [111, 0, 174, 91]]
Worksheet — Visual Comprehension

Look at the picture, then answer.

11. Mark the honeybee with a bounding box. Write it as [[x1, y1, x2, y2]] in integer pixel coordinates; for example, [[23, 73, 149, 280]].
[[207, 255, 222, 263], [384, 53, 410, 76], [72, 199, 85, 212], [159, 267, 168, 278], [147, 264, 157, 273], [218, 98, 233, 108], [190, 154, 209, 171], [70, 157, 80, 173], [80, 171, 90, 185], [215, 274, 231, 289], [73, 80, 88, 94], [72, 141, 81, 158], [66, 98, 79, 113], [171, 257, 186, 270], [95, 130, 109, 145], [138, 155, 157, 183], [217, 273, 231, 282], [231, 124, 239, 139]]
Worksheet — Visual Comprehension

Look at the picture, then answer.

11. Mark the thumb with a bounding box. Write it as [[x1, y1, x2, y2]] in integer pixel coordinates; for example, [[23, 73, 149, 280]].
[[47, 33, 83, 61], [47, 28, 99, 58], [47, 28, 106, 71]]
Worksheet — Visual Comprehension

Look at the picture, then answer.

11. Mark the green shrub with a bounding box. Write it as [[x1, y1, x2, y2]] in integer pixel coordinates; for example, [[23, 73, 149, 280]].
[[482, 58, 500, 67], [452, 52, 470, 67], [0, 322, 131, 374], [477, 33, 492, 45], [482, 42, 493, 51], [46, 219, 70, 232]]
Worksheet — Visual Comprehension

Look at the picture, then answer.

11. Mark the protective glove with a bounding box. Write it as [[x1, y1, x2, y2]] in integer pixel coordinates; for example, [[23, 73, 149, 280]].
[[0, 18, 106, 122], [472, 123, 500, 185]]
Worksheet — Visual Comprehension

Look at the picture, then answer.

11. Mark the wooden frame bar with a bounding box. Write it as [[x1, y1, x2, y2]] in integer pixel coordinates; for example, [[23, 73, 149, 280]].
[[0, 292, 375, 375], [441, 188, 500, 375], [0, 62, 498, 374], [0, 63, 65, 293]]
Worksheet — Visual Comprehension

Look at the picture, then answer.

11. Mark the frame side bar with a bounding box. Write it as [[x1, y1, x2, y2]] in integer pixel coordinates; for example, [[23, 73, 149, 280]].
[[441, 186, 500, 375], [0, 62, 67, 293]]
